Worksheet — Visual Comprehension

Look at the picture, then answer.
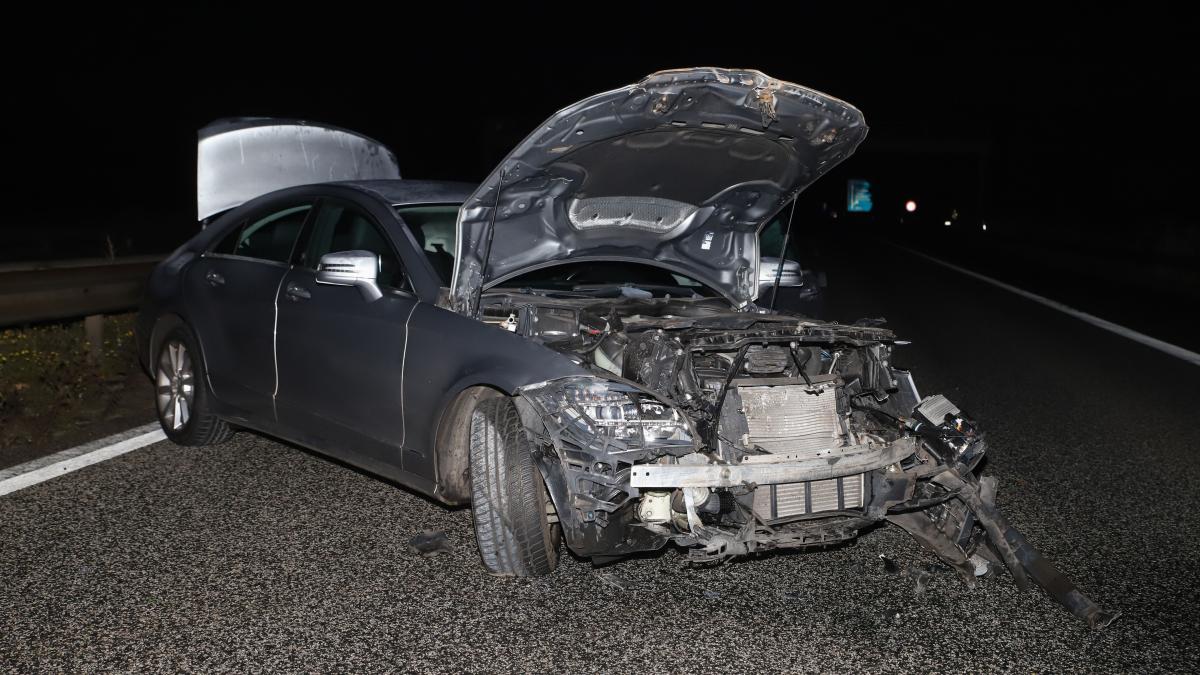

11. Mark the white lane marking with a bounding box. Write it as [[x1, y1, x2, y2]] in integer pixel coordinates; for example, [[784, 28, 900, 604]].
[[900, 246, 1200, 367], [0, 425, 166, 497]]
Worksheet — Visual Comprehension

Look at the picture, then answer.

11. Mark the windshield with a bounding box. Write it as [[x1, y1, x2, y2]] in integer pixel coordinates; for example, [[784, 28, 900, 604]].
[[395, 204, 459, 284], [494, 261, 722, 299]]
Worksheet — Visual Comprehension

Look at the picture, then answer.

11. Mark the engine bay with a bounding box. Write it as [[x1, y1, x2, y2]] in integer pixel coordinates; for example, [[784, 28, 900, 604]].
[[486, 292, 915, 539]]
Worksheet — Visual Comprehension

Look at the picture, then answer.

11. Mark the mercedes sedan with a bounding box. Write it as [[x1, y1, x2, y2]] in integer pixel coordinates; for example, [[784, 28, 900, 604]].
[[137, 68, 1115, 628]]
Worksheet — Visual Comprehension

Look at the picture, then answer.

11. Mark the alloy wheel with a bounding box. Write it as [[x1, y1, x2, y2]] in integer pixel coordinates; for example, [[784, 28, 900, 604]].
[[155, 340, 195, 431]]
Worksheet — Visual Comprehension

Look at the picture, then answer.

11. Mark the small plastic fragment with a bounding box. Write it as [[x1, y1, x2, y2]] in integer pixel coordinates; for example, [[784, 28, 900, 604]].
[[408, 530, 452, 557], [595, 571, 632, 591], [913, 569, 933, 599]]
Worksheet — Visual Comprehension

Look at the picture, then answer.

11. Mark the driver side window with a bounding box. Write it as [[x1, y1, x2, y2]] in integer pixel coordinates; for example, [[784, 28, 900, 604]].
[[300, 201, 408, 291]]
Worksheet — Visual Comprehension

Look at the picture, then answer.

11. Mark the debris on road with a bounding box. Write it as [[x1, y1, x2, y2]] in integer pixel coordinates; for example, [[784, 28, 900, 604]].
[[595, 571, 632, 591], [408, 530, 452, 557], [879, 554, 947, 599], [913, 569, 933, 599]]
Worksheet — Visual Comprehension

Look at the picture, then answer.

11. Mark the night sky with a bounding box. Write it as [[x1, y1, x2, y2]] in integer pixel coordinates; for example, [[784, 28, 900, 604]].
[[5, 6, 1198, 262]]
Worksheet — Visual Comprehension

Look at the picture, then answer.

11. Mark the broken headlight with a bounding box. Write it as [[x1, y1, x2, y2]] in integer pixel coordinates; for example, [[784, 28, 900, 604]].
[[544, 378, 693, 446]]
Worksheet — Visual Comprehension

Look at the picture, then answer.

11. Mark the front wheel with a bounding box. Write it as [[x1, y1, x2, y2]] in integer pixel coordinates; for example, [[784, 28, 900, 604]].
[[154, 326, 234, 446], [469, 396, 560, 576]]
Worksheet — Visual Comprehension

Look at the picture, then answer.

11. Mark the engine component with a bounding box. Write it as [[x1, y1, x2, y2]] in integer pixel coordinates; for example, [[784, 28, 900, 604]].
[[910, 394, 984, 467], [530, 307, 576, 339], [737, 380, 841, 457], [636, 490, 672, 524], [752, 474, 865, 520], [744, 345, 789, 374], [593, 332, 627, 376], [915, 394, 959, 424], [621, 331, 682, 393]]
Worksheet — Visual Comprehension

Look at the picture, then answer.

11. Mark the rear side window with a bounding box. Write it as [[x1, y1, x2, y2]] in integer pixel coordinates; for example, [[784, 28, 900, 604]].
[[213, 204, 312, 262]]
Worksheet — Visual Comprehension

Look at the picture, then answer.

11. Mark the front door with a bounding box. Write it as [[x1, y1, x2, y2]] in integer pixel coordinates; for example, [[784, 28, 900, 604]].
[[274, 198, 414, 470], [184, 201, 313, 418]]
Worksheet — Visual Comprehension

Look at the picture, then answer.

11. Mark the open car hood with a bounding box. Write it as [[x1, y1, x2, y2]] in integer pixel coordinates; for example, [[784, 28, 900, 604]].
[[450, 68, 866, 314], [197, 118, 400, 221]]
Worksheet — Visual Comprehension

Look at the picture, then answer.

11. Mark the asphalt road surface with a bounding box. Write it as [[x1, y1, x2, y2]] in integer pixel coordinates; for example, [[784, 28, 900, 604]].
[[3, 242, 1198, 672]]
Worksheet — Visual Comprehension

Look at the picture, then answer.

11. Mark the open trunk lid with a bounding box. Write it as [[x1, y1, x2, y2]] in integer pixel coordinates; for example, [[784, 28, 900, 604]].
[[197, 117, 400, 221]]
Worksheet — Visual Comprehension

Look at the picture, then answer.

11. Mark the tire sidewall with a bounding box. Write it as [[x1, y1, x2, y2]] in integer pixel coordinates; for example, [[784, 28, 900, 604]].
[[468, 396, 561, 576]]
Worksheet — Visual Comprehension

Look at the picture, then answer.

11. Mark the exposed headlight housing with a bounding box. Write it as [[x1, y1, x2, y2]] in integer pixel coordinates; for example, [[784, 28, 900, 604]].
[[526, 377, 693, 448]]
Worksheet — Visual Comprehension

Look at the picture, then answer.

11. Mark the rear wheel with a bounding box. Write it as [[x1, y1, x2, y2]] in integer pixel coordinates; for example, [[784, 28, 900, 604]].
[[154, 326, 234, 446], [469, 396, 560, 576]]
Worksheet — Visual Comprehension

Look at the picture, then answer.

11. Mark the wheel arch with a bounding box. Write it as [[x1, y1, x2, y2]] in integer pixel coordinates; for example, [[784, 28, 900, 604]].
[[148, 313, 219, 401], [147, 313, 186, 367], [429, 378, 557, 506], [430, 383, 506, 505]]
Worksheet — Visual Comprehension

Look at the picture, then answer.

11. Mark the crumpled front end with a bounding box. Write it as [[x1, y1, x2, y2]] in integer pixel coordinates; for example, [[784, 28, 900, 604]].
[[508, 309, 1117, 628]]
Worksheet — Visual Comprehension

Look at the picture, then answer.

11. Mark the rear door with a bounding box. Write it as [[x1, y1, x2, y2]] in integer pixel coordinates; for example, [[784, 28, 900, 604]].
[[185, 199, 313, 418], [274, 197, 415, 470]]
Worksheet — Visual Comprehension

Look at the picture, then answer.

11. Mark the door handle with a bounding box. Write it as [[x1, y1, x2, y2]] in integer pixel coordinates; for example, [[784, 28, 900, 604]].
[[205, 270, 225, 287], [285, 282, 311, 301]]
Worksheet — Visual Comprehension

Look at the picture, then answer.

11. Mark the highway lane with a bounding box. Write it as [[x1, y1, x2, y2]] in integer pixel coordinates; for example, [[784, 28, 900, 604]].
[[2, 242, 1198, 672]]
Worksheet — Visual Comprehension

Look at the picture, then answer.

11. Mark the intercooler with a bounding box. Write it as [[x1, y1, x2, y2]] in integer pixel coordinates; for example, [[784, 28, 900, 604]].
[[735, 381, 866, 519]]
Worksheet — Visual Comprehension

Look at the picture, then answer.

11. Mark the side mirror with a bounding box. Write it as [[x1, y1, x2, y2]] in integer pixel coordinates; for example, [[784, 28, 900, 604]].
[[316, 250, 383, 301], [758, 256, 805, 291]]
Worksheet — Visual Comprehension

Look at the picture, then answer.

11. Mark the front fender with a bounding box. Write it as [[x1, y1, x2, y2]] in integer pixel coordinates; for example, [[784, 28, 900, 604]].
[[403, 302, 588, 483]]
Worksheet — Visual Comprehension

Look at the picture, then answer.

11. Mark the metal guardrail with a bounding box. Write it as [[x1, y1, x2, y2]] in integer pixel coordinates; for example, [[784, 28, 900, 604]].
[[0, 256, 162, 327]]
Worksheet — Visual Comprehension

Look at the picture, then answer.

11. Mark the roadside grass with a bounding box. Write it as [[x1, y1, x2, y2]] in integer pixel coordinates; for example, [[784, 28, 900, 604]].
[[0, 313, 154, 463]]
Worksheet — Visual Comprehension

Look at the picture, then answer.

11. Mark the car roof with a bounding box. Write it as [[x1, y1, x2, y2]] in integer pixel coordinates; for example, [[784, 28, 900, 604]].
[[334, 179, 476, 207]]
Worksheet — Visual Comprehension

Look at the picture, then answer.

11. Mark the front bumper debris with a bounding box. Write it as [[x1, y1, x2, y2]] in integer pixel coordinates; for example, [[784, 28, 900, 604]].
[[630, 439, 916, 488], [934, 472, 1121, 629], [517, 377, 1118, 629]]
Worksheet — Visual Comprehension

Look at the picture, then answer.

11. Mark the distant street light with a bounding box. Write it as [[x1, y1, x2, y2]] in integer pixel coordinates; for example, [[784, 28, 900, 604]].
[[904, 200, 917, 213], [982, 223, 988, 231], [944, 220, 951, 226]]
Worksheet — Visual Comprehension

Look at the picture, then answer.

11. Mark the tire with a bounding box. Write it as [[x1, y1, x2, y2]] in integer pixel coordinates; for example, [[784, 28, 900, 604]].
[[153, 325, 234, 446], [469, 396, 560, 576]]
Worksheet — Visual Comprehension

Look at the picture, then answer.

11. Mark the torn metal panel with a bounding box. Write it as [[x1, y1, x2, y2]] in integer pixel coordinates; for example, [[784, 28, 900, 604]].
[[938, 472, 1121, 629]]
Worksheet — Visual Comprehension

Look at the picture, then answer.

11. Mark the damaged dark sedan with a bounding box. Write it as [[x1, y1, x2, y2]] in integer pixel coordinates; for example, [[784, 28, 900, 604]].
[[137, 68, 1117, 628]]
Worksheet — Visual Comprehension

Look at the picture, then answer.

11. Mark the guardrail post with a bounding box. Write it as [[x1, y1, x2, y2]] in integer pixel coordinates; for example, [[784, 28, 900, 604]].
[[85, 314, 103, 362]]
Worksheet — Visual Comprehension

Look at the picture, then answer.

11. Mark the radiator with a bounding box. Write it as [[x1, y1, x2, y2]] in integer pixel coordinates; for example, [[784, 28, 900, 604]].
[[737, 381, 841, 458], [737, 381, 863, 518], [752, 474, 865, 519]]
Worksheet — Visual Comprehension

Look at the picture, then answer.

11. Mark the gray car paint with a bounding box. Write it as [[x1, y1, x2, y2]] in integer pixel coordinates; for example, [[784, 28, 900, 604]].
[[138, 179, 586, 501], [182, 194, 315, 416]]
